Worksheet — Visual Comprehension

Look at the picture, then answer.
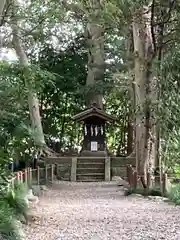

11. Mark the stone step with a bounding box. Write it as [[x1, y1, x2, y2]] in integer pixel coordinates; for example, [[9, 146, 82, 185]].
[[76, 157, 105, 182], [77, 158, 105, 164], [76, 174, 105, 182], [77, 162, 104, 165], [77, 163, 104, 170], [77, 168, 104, 174], [77, 173, 104, 176], [77, 178, 104, 182]]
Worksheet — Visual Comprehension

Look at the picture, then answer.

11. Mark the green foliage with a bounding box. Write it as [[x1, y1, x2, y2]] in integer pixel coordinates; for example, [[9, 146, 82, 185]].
[[3, 184, 28, 220], [167, 184, 180, 205], [161, 131, 180, 173], [36, 38, 87, 150], [105, 86, 131, 154], [0, 151, 14, 193], [0, 0, 179, 163], [33, 34, 130, 153], [0, 61, 56, 95], [173, 165, 180, 178], [0, 2, 132, 155], [0, 182, 28, 240], [0, 199, 21, 240], [159, 47, 180, 170], [159, 48, 180, 134], [0, 60, 54, 161]]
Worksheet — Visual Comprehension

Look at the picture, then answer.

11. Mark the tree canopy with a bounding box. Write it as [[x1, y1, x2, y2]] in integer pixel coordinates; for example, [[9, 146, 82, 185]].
[[0, 0, 179, 179]]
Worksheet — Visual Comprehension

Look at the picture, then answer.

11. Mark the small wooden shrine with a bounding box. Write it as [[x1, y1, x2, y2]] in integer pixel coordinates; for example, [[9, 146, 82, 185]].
[[72, 103, 115, 155]]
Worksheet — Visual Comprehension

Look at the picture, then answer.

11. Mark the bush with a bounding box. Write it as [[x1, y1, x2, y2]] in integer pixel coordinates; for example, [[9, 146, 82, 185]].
[[4, 186, 28, 219], [167, 184, 180, 205], [0, 182, 29, 239], [0, 198, 22, 240]]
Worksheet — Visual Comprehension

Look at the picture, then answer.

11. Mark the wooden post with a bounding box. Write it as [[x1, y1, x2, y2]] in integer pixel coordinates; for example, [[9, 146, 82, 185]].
[[105, 157, 111, 181], [51, 164, 54, 183], [30, 168, 32, 185], [26, 168, 28, 185], [19, 172, 21, 182], [71, 157, 77, 182], [16, 172, 20, 181], [27, 167, 32, 186], [37, 167, 40, 185], [27, 167, 31, 185], [55, 164, 58, 176], [21, 171, 24, 183], [24, 169, 28, 185]]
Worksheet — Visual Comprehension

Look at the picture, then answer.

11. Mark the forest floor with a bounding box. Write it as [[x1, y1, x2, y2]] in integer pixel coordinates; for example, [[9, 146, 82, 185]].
[[24, 181, 180, 240]]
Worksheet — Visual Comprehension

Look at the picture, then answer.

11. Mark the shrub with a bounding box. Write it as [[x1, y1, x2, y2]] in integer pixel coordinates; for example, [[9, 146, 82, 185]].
[[5, 192, 28, 218], [0, 198, 21, 240], [167, 184, 180, 205], [0, 182, 29, 239]]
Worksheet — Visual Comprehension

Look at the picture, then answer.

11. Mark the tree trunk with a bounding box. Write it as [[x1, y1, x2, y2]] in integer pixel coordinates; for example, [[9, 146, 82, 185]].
[[132, 6, 156, 188], [126, 29, 135, 156], [84, 0, 104, 109], [11, 7, 45, 148], [0, 0, 6, 23], [127, 121, 134, 155]]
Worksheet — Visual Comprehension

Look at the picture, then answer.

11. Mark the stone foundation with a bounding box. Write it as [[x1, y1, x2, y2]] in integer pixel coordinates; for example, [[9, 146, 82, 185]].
[[46, 156, 136, 181]]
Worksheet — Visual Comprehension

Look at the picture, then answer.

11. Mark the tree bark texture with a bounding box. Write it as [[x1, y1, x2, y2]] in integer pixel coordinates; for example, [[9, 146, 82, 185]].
[[84, 0, 104, 109], [132, 6, 157, 187], [0, 0, 6, 23], [126, 28, 135, 156], [11, 5, 46, 147]]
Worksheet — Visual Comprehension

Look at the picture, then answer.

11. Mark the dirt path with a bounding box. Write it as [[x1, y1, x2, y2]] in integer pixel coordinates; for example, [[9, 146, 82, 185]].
[[25, 181, 180, 240]]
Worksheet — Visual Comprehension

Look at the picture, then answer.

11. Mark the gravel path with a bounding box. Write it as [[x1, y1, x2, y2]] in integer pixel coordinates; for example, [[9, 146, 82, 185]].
[[24, 181, 180, 240]]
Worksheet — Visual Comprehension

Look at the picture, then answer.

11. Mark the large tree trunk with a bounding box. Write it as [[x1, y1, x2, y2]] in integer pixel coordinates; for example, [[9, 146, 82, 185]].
[[126, 28, 135, 156], [84, 0, 104, 109], [132, 6, 156, 188], [127, 121, 134, 155], [11, 5, 45, 148]]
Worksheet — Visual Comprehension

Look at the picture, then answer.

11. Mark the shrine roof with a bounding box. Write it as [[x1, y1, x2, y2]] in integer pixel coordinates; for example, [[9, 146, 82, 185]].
[[72, 107, 116, 122]]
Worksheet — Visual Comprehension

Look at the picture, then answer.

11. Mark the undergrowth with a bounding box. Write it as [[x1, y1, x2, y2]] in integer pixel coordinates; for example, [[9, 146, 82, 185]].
[[0, 181, 29, 240], [167, 184, 180, 205]]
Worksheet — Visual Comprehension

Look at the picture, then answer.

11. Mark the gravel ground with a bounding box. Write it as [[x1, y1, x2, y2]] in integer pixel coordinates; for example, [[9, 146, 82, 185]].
[[24, 181, 180, 240]]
